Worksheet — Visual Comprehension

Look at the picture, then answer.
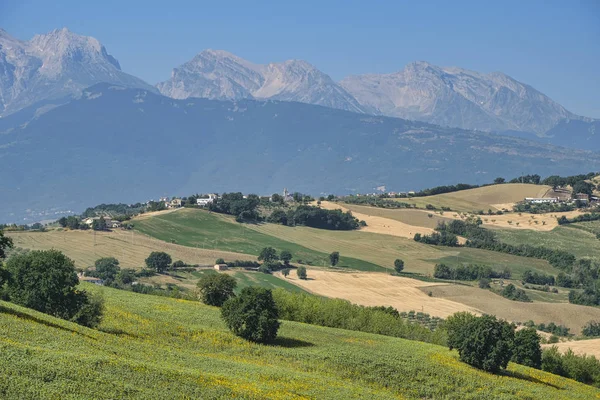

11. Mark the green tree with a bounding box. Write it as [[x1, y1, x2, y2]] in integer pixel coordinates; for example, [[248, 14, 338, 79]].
[[4, 250, 104, 327], [447, 313, 514, 372], [445, 312, 478, 351], [92, 217, 107, 231], [172, 260, 186, 269], [0, 230, 13, 260], [511, 327, 542, 369], [258, 247, 278, 264], [394, 259, 404, 273], [93, 257, 120, 283], [65, 216, 80, 230], [197, 273, 237, 306], [279, 250, 293, 265], [57, 217, 68, 227], [582, 320, 600, 337], [494, 177, 505, 184], [221, 287, 280, 343], [297, 266, 307, 280], [271, 193, 284, 204], [281, 268, 290, 278], [215, 258, 225, 265], [329, 251, 340, 267], [145, 251, 172, 273]]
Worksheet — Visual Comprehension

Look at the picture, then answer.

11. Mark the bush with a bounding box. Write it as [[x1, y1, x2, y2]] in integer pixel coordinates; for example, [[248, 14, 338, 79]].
[[478, 278, 491, 289], [582, 320, 600, 337], [221, 287, 280, 343], [501, 284, 530, 302], [71, 292, 105, 328], [215, 258, 225, 265], [197, 273, 237, 306], [511, 328, 542, 369], [329, 252, 340, 266], [297, 266, 307, 280]]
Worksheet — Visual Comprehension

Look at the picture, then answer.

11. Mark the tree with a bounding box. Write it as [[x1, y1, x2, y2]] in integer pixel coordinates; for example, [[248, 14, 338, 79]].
[[57, 217, 68, 228], [271, 193, 284, 204], [297, 266, 307, 280], [258, 247, 278, 264], [572, 181, 594, 196], [215, 258, 225, 265], [478, 278, 491, 289], [0, 230, 13, 260], [93, 257, 120, 283], [197, 273, 237, 306], [394, 259, 404, 273], [279, 250, 293, 265], [445, 312, 478, 351], [4, 250, 104, 327], [582, 320, 600, 337], [221, 287, 280, 343], [494, 177, 506, 184], [172, 260, 186, 269], [329, 251, 340, 267], [281, 268, 290, 278], [145, 251, 172, 273], [448, 314, 514, 372], [511, 327, 542, 369], [65, 216, 80, 230], [92, 217, 107, 231]]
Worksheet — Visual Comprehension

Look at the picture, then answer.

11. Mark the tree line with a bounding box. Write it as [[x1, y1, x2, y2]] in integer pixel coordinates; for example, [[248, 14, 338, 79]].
[[433, 263, 511, 281]]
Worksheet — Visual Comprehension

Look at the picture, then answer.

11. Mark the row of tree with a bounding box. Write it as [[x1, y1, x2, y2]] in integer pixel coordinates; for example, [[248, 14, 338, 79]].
[[267, 205, 362, 230], [433, 263, 511, 281]]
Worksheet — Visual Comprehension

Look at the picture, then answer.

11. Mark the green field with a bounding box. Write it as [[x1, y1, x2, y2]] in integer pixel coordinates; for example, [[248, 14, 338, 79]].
[[392, 184, 551, 212], [134, 209, 558, 278], [494, 224, 600, 260], [0, 284, 597, 399], [134, 209, 385, 272]]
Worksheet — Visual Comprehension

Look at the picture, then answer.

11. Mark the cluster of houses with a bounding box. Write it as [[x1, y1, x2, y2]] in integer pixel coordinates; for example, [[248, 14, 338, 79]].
[[525, 193, 598, 206], [81, 216, 121, 229]]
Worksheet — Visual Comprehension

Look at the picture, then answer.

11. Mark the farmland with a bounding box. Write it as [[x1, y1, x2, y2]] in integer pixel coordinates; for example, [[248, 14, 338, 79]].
[[391, 183, 552, 212], [545, 339, 600, 359], [0, 284, 597, 399]]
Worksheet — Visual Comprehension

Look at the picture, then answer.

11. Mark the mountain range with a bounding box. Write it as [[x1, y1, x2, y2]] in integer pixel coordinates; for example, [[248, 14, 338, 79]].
[[0, 28, 598, 223]]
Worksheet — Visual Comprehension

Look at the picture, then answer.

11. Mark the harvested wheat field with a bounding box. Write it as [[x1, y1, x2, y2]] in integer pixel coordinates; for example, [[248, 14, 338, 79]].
[[7, 229, 254, 269], [543, 339, 600, 359], [319, 201, 451, 241], [280, 269, 478, 318], [426, 284, 600, 334]]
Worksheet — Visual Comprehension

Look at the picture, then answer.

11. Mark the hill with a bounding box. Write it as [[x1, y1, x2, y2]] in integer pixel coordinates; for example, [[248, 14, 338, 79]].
[[0, 284, 597, 399], [392, 183, 553, 212], [2, 83, 599, 224]]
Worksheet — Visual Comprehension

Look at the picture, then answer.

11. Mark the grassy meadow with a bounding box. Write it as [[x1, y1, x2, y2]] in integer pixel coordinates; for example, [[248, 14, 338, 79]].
[[494, 224, 600, 260], [0, 284, 598, 399]]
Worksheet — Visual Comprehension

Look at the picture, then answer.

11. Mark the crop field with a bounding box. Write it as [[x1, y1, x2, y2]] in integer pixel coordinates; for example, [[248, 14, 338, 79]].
[[133, 209, 385, 272], [494, 224, 600, 260], [425, 284, 600, 334], [279, 269, 479, 319], [545, 339, 600, 359], [131, 208, 558, 278], [0, 285, 597, 399], [339, 203, 455, 229], [6, 229, 253, 269], [227, 270, 308, 293], [391, 183, 552, 212]]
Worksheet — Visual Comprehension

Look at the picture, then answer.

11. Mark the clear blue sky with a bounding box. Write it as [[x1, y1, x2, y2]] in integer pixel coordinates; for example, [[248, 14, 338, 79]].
[[2, 0, 599, 117]]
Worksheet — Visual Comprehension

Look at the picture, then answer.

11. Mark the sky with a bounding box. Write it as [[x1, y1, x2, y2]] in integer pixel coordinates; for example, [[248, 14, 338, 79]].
[[1, 0, 599, 118]]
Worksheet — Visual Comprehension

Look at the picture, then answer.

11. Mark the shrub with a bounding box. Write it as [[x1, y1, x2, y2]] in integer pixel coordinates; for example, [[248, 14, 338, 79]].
[[197, 273, 237, 306], [582, 320, 600, 337], [478, 278, 491, 289], [215, 258, 225, 265], [221, 287, 280, 343], [329, 251, 340, 266]]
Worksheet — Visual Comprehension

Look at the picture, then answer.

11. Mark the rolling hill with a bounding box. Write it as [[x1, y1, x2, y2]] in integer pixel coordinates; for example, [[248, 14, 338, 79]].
[[1, 83, 599, 224], [0, 284, 597, 399]]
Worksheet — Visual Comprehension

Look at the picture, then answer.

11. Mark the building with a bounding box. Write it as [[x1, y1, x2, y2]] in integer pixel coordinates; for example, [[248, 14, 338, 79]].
[[524, 197, 559, 204], [575, 193, 590, 203], [282, 188, 294, 202], [197, 193, 217, 207], [214, 263, 228, 271], [167, 198, 182, 208], [83, 217, 114, 227]]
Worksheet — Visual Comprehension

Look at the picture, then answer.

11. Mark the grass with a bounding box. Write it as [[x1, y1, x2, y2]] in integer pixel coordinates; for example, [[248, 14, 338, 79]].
[[133, 209, 385, 272], [494, 224, 600, 260], [228, 270, 308, 294], [392, 184, 551, 212], [0, 284, 597, 399]]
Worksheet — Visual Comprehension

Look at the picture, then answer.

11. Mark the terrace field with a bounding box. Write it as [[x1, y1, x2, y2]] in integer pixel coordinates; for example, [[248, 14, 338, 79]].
[[0, 284, 597, 399]]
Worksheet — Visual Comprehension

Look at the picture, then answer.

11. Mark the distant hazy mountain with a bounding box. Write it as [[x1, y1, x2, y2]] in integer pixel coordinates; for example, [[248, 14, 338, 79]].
[[157, 50, 365, 113], [340, 61, 581, 135], [1, 83, 598, 223], [0, 28, 154, 116]]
